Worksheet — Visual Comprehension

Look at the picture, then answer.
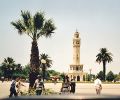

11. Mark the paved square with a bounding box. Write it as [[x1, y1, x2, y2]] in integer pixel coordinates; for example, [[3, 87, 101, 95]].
[[0, 81, 120, 98]]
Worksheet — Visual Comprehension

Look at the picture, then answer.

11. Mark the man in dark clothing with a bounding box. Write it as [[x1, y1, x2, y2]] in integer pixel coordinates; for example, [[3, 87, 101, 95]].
[[70, 79, 76, 94], [9, 77, 18, 97]]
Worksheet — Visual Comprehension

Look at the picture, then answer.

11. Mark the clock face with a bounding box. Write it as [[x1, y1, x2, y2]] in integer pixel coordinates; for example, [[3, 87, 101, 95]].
[[76, 41, 79, 44], [73, 40, 80, 45], [75, 34, 79, 38]]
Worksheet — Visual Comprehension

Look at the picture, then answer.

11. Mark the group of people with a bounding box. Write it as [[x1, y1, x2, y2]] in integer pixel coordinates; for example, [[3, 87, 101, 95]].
[[8, 75, 102, 97], [60, 75, 102, 95], [60, 75, 76, 94], [9, 75, 44, 97], [9, 75, 75, 97], [9, 76, 26, 97], [32, 75, 77, 95]]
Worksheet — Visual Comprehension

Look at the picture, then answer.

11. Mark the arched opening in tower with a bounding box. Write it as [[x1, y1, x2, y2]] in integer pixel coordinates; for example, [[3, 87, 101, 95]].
[[77, 75, 80, 81]]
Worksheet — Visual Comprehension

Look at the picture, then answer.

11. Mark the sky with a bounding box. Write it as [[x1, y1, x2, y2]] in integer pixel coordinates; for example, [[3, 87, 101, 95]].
[[0, 0, 120, 75]]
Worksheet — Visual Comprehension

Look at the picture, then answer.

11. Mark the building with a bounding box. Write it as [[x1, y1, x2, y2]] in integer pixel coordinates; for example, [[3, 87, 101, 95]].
[[68, 31, 85, 81]]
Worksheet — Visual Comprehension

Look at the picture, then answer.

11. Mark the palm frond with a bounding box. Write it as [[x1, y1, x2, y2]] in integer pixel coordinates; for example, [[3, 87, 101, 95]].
[[33, 12, 45, 31], [40, 53, 52, 68], [40, 19, 56, 38], [96, 48, 113, 64], [11, 10, 56, 41], [7, 57, 15, 64], [21, 10, 31, 28], [11, 20, 26, 34]]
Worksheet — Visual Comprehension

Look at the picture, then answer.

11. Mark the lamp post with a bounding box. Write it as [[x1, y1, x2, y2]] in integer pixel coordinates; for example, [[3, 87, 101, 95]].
[[89, 68, 92, 81], [41, 59, 46, 82]]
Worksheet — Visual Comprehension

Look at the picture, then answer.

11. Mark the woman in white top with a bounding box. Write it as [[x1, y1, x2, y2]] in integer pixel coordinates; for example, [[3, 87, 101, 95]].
[[94, 76, 102, 95], [33, 75, 44, 95], [16, 77, 25, 95]]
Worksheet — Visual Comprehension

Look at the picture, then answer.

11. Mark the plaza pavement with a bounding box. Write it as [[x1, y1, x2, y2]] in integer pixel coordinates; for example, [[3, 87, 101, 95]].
[[0, 81, 120, 99]]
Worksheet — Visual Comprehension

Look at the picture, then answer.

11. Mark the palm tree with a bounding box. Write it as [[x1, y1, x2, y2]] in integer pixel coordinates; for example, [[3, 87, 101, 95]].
[[11, 10, 56, 87], [96, 48, 113, 81], [39, 53, 52, 81], [1, 57, 16, 80]]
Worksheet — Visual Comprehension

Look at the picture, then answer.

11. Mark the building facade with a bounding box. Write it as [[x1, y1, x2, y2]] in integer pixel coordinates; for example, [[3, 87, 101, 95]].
[[68, 31, 85, 81]]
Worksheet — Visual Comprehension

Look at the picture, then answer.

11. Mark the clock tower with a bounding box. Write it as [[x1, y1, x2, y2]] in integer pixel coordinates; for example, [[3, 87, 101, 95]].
[[73, 31, 80, 65], [68, 31, 84, 81]]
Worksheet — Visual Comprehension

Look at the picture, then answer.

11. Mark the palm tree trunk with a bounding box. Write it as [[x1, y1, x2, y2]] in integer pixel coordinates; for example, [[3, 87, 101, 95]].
[[103, 61, 106, 81], [29, 40, 40, 88], [42, 64, 46, 82]]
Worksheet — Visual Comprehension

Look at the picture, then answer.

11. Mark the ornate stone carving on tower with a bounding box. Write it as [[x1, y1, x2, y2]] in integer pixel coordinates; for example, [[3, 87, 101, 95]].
[[68, 31, 84, 81]]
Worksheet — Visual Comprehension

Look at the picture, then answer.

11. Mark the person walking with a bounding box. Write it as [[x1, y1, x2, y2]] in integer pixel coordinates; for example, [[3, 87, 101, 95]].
[[9, 77, 18, 97], [16, 77, 26, 96], [94, 76, 102, 95], [60, 75, 70, 94], [1, 76, 4, 83], [70, 79, 76, 94], [54, 77, 57, 85], [33, 75, 45, 95]]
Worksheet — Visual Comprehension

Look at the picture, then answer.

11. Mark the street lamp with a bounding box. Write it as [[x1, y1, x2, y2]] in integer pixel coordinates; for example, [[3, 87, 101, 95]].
[[41, 59, 46, 64], [41, 59, 46, 82], [89, 68, 92, 81]]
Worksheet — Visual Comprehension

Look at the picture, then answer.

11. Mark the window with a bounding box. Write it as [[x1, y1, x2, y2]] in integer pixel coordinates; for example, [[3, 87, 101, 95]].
[[76, 67, 79, 71]]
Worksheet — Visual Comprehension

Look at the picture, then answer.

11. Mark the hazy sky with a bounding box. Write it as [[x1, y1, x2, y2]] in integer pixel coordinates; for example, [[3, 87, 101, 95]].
[[0, 0, 120, 74]]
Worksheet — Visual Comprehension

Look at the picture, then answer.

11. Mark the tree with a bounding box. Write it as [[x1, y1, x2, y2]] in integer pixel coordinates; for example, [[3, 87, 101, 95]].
[[97, 71, 104, 81], [11, 10, 56, 87], [39, 53, 52, 81], [48, 70, 60, 76], [114, 74, 120, 82], [13, 64, 30, 79], [83, 75, 86, 81], [59, 73, 65, 81], [0, 67, 3, 78], [22, 64, 30, 77], [1, 57, 16, 80], [96, 48, 113, 81], [106, 71, 114, 82], [85, 74, 90, 81]]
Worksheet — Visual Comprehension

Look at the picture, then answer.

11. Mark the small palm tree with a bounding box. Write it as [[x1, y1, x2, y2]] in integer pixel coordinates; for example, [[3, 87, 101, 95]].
[[96, 48, 113, 81], [40, 53, 52, 81], [1, 57, 16, 80], [11, 10, 56, 87]]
